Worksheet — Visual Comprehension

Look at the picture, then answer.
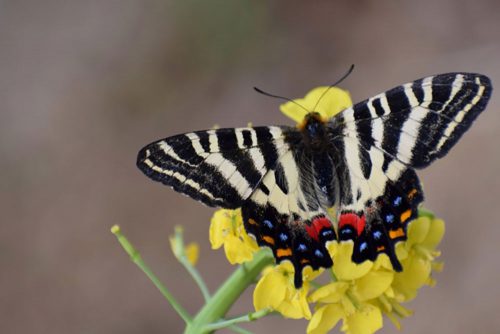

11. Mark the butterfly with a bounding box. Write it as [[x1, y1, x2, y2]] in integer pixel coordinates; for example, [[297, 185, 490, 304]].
[[137, 73, 492, 288]]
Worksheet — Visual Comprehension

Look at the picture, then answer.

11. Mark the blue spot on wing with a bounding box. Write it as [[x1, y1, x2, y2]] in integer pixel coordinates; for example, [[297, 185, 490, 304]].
[[263, 219, 273, 229], [359, 242, 368, 252], [314, 249, 324, 258], [297, 244, 307, 252]]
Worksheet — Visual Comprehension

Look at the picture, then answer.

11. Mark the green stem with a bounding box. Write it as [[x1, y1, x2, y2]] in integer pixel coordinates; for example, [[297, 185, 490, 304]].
[[173, 227, 211, 301], [181, 257, 211, 301], [184, 250, 274, 334], [228, 325, 253, 334], [203, 309, 272, 332], [111, 225, 192, 324]]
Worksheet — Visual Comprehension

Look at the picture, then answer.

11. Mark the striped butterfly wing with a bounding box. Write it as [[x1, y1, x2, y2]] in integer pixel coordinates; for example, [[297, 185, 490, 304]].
[[241, 147, 338, 288], [330, 73, 492, 270], [137, 126, 291, 208], [138, 124, 339, 288]]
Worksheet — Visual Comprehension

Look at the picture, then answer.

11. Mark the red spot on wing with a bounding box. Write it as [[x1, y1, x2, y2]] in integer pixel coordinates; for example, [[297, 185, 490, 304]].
[[305, 217, 332, 241], [339, 213, 366, 237]]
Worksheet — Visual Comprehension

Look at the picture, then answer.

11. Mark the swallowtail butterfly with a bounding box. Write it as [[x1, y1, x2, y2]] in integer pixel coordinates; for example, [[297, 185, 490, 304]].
[[137, 73, 491, 288]]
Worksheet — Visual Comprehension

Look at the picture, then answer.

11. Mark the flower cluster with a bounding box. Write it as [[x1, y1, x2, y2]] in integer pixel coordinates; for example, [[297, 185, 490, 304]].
[[207, 87, 445, 334], [210, 209, 444, 334]]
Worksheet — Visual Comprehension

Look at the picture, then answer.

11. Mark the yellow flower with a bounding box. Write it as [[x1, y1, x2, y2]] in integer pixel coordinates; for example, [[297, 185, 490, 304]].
[[307, 243, 392, 334], [209, 209, 259, 264], [392, 215, 445, 301], [169, 226, 200, 266], [184, 243, 199, 266], [253, 262, 321, 319], [280, 86, 352, 124], [306, 213, 445, 334], [369, 214, 445, 330]]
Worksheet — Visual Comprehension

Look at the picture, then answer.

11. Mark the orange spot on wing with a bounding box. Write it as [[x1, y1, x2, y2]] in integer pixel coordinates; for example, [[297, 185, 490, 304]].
[[408, 188, 418, 199], [248, 218, 257, 225], [300, 259, 310, 264], [377, 246, 385, 252], [277, 248, 292, 257], [262, 235, 275, 245], [400, 209, 412, 223], [389, 228, 405, 239]]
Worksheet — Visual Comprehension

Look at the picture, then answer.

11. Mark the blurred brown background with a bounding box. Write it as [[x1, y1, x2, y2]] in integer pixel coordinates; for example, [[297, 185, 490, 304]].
[[1, 1, 499, 333]]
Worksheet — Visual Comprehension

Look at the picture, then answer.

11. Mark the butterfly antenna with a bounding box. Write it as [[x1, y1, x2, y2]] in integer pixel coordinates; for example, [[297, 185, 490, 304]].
[[254, 86, 310, 113], [312, 64, 355, 112]]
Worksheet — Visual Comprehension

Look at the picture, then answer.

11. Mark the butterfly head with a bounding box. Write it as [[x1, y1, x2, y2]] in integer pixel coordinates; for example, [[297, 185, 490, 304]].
[[299, 112, 329, 151]]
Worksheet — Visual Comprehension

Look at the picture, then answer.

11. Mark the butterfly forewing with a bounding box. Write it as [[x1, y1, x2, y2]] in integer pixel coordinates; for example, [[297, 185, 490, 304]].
[[137, 72, 492, 288], [137, 126, 291, 208], [330, 73, 491, 270]]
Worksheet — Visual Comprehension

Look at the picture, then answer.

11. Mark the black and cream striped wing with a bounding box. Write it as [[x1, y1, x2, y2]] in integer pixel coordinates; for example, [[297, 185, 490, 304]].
[[241, 148, 338, 288], [330, 72, 491, 269], [137, 126, 291, 208]]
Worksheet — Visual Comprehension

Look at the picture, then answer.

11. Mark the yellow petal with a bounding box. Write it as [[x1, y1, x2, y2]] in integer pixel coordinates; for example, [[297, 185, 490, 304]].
[[406, 217, 430, 248], [254, 262, 312, 319], [344, 304, 383, 334], [421, 218, 445, 249], [278, 286, 312, 319], [372, 253, 393, 271], [280, 100, 310, 124], [209, 209, 234, 249], [303, 265, 324, 282], [340, 296, 356, 316], [395, 242, 408, 261], [309, 282, 349, 304], [241, 228, 259, 251], [392, 256, 431, 301], [253, 267, 288, 311], [311, 86, 353, 120], [280, 86, 352, 124], [184, 242, 199, 266], [224, 235, 254, 264], [307, 304, 344, 334], [329, 242, 373, 280], [353, 270, 394, 301]]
